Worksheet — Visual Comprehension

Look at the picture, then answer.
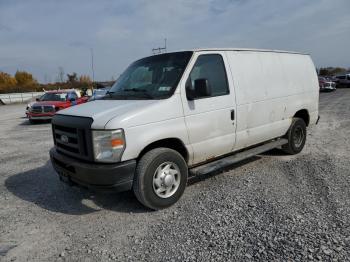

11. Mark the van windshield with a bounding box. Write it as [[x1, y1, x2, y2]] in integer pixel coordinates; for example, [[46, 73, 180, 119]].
[[107, 51, 193, 100]]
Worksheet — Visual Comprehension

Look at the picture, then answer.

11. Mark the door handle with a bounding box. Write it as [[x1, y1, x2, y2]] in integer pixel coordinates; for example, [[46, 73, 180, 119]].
[[230, 109, 235, 121]]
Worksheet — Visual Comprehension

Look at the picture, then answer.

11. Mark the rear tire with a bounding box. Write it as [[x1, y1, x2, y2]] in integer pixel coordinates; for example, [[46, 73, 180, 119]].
[[282, 118, 307, 155], [133, 148, 188, 210]]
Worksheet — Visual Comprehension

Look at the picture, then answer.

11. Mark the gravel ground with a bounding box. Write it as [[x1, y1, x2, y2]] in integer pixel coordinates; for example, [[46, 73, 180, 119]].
[[0, 90, 349, 261]]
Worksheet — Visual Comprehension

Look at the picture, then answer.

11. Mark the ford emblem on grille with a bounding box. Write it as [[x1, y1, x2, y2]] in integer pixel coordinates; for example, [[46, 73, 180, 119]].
[[61, 135, 69, 143]]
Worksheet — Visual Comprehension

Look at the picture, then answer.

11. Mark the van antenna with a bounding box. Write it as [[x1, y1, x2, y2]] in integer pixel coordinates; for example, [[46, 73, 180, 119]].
[[152, 38, 167, 54]]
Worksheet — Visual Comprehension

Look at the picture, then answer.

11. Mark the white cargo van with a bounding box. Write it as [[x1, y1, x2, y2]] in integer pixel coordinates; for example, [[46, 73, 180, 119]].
[[50, 48, 319, 210]]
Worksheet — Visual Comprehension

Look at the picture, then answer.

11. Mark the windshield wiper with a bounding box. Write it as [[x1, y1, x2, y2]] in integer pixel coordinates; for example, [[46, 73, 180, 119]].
[[123, 88, 154, 99], [103, 88, 154, 99], [123, 88, 147, 92], [106, 91, 115, 96]]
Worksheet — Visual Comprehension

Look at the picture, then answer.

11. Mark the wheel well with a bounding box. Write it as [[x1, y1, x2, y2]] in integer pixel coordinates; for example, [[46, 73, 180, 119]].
[[138, 138, 189, 162], [294, 109, 310, 126]]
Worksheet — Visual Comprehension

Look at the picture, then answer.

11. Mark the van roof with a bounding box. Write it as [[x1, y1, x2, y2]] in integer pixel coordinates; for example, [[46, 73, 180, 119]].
[[176, 48, 308, 55]]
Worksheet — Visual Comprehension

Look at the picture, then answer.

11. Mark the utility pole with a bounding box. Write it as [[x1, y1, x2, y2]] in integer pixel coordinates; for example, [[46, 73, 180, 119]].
[[152, 38, 167, 54], [90, 48, 95, 84]]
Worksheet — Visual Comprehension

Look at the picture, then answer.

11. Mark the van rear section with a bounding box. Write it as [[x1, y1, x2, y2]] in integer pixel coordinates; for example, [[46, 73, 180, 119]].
[[49, 48, 319, 210], [226, 50, 318, 151]]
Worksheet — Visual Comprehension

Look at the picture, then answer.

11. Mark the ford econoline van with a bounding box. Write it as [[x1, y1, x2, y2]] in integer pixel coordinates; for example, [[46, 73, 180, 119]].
[[50, 48, 319, 210]]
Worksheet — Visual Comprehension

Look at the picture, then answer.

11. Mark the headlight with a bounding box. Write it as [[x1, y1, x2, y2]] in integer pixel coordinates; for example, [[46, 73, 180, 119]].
[[92, 129, 125, 163]]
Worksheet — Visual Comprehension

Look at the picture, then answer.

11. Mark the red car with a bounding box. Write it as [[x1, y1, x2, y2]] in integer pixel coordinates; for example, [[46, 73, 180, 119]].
[[26, 89, 88, 123]]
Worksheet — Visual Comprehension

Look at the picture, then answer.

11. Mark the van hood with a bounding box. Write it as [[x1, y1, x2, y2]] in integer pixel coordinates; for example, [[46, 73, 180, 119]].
[[56, 97, 182, 129]]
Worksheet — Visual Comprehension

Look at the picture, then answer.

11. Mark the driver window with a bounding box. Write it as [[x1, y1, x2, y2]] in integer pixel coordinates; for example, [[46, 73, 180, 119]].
[[188, 54, 229, 97]]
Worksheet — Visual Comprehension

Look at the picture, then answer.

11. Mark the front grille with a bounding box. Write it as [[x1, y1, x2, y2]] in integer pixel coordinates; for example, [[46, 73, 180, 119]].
[[52, 115, 93, 161], [32, 106, 42, 113], [54, 126, 80, 154]]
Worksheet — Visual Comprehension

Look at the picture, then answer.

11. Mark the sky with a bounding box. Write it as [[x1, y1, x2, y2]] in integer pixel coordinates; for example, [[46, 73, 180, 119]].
[[0, 0, 349, 83]]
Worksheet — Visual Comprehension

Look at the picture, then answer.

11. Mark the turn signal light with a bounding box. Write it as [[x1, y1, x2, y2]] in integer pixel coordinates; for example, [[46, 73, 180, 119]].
[[111, 139, 124, 148]]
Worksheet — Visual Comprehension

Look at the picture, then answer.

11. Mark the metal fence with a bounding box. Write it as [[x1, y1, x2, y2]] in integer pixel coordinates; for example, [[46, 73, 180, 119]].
[[0, 92, 45, 105]]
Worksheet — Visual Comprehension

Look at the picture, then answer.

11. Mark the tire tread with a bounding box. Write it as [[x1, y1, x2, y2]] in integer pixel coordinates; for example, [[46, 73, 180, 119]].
[[133, 148, 187, 210], [282, 117, 306, 155]]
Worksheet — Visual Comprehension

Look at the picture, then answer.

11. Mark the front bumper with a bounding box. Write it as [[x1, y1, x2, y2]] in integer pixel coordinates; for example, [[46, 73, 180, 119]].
[[27, 112, 55, 119], [50, 148, 136, 192]]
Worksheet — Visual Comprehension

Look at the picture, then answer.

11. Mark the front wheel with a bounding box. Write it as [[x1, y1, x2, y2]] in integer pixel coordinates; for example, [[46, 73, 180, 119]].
[[133, 148, 188, 210], [282, 118, 307, 155], [29, 119, 37, 124]]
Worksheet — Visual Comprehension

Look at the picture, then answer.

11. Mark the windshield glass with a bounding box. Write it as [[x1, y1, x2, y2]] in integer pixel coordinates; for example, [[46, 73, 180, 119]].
[[108, 51, 193, 100], [40, 92, 67, 101]]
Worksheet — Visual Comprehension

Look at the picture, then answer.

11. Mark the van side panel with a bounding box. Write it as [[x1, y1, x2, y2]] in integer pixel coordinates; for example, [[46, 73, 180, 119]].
[[279, 54, 319, 125], [227, 51, 318, 151]]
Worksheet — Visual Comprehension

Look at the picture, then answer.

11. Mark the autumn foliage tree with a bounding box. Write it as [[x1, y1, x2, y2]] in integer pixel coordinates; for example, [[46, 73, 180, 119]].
[[0, 72, 18, 93], [0, 69, 98, 94], [79, 75, 92, 86], [318, 67, 349, 76], [14, 70, 38, 91]]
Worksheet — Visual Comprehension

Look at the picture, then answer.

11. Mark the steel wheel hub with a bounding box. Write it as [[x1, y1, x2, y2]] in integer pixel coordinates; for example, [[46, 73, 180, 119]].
[[153, 162, 181, 199]]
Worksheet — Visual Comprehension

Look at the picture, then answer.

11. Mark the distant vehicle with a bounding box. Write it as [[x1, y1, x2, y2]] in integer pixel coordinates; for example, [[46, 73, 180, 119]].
[[318, 77, 336, 92], [50, 48, 319, 210], [88, 87, 111, 101], [335, 74, 350, 88], [26, 89, 88, 123], [327, 76, 338, 82]]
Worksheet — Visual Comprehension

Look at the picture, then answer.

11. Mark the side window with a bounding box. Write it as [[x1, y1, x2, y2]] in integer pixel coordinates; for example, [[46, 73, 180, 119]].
[[188, 54, 229, 97]]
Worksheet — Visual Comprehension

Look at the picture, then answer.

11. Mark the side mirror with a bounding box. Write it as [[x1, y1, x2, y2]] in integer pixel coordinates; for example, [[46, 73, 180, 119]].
[[36, 98, 40, 102], [186, 78, 211, 100]]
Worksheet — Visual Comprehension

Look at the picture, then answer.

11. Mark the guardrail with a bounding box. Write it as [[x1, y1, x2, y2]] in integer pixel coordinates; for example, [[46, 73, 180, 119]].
[[0, 92, 45, 105]]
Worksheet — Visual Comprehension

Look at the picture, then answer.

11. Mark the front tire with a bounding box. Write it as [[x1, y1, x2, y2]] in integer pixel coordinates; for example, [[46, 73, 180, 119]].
[[282, 118, 307, 155], [133, 148, 188, 210]]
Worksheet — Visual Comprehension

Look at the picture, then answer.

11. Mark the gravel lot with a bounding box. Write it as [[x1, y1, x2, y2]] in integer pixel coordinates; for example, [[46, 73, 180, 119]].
[[1, 90, 349, 261]]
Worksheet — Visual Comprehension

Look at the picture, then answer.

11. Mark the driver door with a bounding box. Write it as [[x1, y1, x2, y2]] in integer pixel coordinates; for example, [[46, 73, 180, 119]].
[[180, 52, 236, 165]]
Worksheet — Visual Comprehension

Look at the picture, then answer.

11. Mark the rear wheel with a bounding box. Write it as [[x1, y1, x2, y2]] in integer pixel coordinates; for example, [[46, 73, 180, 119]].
[[282, 118, 307, 155], [133, 148, 188, 210]]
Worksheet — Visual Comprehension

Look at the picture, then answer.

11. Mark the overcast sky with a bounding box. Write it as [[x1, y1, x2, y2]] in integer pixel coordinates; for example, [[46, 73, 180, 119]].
[[0, 0, 349, 82]]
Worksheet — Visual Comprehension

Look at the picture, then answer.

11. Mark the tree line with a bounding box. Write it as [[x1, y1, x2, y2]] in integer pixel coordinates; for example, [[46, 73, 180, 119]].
[[0, 70, 94, 94], [1, 66, 349, 94], [318, 67, 350, 76]]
